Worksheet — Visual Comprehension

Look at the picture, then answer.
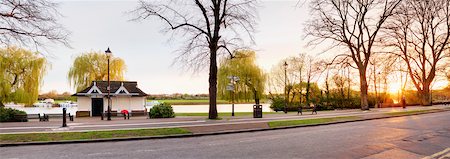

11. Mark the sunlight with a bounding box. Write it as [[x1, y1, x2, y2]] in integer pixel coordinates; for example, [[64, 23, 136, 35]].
[[388, 82, 402, 94], [433, 81, 449, 90]]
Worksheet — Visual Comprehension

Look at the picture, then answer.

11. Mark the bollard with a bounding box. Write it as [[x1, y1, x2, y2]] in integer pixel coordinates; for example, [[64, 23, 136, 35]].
[[62, 108, 67, 127]]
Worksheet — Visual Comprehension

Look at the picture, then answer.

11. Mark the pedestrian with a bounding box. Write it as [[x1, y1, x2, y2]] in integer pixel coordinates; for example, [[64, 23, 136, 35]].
[[297, 105, 303, 115], [401, 96, 406, 109], [311, 103, 317, 115]]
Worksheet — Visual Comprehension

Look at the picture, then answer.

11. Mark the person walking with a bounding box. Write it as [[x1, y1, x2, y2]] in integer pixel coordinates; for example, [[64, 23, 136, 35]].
[[297, 105, 303, 115], [311, 103, 317, 115], [401, 96, 406, 109]]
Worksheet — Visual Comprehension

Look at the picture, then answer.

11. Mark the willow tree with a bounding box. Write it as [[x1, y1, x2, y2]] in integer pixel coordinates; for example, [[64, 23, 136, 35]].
[[218, 50, 266, 103], [68, 51, 126, 92], [0, 47, 47, 107], [305, 0, 401, 110], [131, 0, 258, 119]]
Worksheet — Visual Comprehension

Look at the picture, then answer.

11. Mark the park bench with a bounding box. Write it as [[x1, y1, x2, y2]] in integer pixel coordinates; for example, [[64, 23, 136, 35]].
[[38, 113, 49, 121], [13, 114, 28, 122], [131, 110, 146, 116], [101, 111, 130, 120], [38, 113, 74, 122]]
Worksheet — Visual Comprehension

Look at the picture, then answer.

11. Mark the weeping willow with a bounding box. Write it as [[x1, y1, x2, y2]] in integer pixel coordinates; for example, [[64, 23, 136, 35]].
[[0, 47, 47, 106], [68, 51, 126, 92], [218, 50, 266, 102]]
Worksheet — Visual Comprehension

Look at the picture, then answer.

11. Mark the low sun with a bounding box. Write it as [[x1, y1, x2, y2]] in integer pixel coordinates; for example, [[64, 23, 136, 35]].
[[388, 83, 402, 94]]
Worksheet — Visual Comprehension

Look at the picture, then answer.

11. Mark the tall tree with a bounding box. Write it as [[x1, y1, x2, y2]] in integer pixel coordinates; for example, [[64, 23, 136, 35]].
[[385, 0, 450, 105], [268, 57, 298, 104], [0, 0, 69, 48], [68, 51, 126, 92], [306, 0, 401, 110], [131, 0, 257, 119], [0, 46, 46, 107], [218, 50, 266, 103]]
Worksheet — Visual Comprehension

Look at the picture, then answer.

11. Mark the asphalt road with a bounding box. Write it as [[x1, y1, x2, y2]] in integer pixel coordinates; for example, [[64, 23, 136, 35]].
[[2, 111, 450, 159]]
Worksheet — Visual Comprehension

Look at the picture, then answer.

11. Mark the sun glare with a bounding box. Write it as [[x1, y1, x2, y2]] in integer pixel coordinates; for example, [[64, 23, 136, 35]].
[[388, 83, 402, 94], [433, 81, 449, 90]]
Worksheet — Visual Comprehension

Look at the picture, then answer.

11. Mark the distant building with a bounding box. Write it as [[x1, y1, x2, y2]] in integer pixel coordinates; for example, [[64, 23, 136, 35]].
[[73, 81, 147, 117]]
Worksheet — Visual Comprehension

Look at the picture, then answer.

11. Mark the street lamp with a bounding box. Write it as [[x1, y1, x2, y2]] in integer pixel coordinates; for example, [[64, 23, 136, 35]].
[[283, 61, 288, 114], [105, 47, 112, 121], [227, 76, 239, 116]]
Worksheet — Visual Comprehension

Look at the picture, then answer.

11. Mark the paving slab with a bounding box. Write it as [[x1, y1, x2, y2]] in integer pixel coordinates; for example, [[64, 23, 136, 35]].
[[362, 148, 425, 159]]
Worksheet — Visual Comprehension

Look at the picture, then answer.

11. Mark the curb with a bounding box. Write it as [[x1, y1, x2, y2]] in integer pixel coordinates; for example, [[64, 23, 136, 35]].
[[1, 108, 449, 147]]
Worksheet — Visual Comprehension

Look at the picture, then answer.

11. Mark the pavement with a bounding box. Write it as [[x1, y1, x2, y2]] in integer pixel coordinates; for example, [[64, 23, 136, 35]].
[[1, 109, 449, 159], [1, 105, 449, 134]]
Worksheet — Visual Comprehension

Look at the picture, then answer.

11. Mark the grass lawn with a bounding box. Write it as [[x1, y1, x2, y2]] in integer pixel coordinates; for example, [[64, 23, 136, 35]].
[[147, 99, 267, 105], [148, 99, 229, 105], [0, 128, 191, 144], [176, 112, 284, 116], [384, 109, 439, 116], [268, 116, 361, 128]]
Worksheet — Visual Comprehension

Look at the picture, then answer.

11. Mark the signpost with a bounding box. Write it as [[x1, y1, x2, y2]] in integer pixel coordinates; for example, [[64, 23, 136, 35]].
[[227, 76, 239, 116]]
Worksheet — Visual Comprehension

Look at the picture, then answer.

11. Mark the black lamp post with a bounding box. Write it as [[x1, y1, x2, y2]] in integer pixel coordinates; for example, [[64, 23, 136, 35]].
[[105, 47, 112, 121], [284, 61, 288, 114]]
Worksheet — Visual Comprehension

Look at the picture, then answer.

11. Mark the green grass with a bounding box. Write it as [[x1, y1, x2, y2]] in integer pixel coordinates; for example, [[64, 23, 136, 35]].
[[147, 99, 267, 105], [0, 128, 191, 144], [148, 99, 229, 105], [176, 112, 284, 116], [268, 116, 361, 128], [384, 109, 439, 116]]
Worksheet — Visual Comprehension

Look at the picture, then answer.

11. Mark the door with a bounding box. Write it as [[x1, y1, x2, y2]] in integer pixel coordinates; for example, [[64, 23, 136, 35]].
[[91, 98, 104, 116]]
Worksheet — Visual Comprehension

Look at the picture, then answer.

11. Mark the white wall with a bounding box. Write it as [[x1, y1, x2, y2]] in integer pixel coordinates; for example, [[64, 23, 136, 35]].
[[78, 96, 145, 116], [77, 97, 91, 111], [106, 96, 145, 111]]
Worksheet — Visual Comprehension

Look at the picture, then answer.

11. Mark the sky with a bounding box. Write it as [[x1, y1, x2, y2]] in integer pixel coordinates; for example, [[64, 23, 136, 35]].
[[39, 0, 448, 95], [41, 0, 311, 94]]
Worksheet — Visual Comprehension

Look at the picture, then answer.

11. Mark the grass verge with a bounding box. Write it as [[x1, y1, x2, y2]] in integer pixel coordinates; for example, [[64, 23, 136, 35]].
[[147, 99, 267, 105], [0, 128, 191, 144], [176, 112, 284, 116], [268, 116, 361, 128], [148, 99, 229, 105], [384, 109, 439, 116]]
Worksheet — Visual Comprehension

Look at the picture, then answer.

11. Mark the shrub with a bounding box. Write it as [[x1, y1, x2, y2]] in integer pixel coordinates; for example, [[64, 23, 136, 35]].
[[0, 107, 28, 122], [149, 103, 175, 118], [270, 97, 310, 111]]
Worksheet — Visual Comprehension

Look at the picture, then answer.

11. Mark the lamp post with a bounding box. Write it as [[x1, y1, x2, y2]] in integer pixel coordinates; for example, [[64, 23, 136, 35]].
[[227, 76, 239, 116], [284, 61, 288, 114], [105, 47, 112, 121]]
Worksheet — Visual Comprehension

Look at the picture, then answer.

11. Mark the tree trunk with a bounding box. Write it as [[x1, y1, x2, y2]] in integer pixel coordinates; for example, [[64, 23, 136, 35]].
[[306, 81, 311, 104], [208, 47, 218, 119], [419, 83, 432, 106], [359, 69, 369, 110]]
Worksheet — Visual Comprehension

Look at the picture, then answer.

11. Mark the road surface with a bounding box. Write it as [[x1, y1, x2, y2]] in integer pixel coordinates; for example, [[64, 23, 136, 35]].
[[2, 111, 450, 159]]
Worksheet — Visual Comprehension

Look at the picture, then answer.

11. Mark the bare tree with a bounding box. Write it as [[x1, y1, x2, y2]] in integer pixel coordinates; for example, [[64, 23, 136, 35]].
[[305, 0, 401, 110], [385, 0, 450, 105], [131, 0, 257, 119], [0, 0, 69, 48]]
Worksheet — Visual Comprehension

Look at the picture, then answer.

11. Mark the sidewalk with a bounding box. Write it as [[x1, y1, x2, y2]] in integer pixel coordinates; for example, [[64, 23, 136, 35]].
[[1, 105, 448, 134]]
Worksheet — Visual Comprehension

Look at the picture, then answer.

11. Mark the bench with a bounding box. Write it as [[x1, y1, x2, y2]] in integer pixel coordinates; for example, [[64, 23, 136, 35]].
[[101, 111, 130, 120], [131, 110, 146, 116], [13, 114, 28, 122], [38, 114, 49, 121], [38, 113, 74, 122]]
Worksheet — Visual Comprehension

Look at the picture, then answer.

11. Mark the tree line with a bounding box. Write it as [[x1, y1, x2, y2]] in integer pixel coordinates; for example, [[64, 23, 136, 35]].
[[1, 0, 449, 120]]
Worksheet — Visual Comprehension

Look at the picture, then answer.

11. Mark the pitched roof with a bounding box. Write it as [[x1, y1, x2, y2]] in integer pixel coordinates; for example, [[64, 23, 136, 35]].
[[74, 81, 147, 97]]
